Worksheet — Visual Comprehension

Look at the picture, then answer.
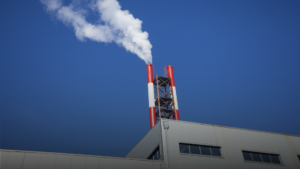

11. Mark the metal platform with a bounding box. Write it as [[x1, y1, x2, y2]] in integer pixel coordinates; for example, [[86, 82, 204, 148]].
[[153, 76, 171, 87]]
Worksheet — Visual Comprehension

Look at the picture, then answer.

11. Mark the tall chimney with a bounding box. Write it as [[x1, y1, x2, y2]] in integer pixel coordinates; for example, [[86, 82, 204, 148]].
[[167, 66, 180, 120], [147, 64, 156, 128]]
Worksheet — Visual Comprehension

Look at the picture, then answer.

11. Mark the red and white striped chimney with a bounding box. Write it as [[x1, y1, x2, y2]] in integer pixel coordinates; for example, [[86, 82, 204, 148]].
[[167, 65, 180, 120], [147, 64, 156, 128]]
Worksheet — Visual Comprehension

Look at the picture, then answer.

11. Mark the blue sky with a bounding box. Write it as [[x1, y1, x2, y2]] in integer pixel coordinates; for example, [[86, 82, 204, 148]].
[[1, 0, 299, 157]]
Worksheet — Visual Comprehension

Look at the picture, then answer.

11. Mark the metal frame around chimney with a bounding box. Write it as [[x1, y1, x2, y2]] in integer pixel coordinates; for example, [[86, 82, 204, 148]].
[[153, 74, 175, 121]]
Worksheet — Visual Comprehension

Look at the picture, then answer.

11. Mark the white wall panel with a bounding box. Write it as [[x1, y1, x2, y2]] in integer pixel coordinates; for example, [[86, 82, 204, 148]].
[[224, 128, 245, 168], [1, 151, 9, 169], [84, 156, 99, 169], [240, 129, 257, 152], [113, 159, 127, 169], [153, 161, 161, 169], [203, 125, 218, 146], [70, 156, 86, 169], [177, 154, 190, 169], [195, 156, 211, 169], [186, 155, 200, 169], [260, 132, 273, 153], [55, 154, 71, 169], [4, 152, 14, 169], [290, 137, 300, 154], [173, 122, 186, 143], [285, 136, 300, 168], [192, 123, 207, 145], [250, 131, 267, 152], [126, 160, 139, 169], [269, 134, 292, 166], [212, 127, 223, 148], [139, 161, 153, 169], [208, 157, 224, 169], [5, 152, 24, 169], [22, 153, 41, 169], [188, 124, 200, 145], [39, 153, 56, 169], [181, 123, 195, 144], [99, 158, 113, 169]]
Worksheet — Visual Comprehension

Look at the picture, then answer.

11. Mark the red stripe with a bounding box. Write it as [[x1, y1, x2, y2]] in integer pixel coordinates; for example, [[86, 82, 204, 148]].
[[149, 107, 156, 128], [173, 109, 180, 120], [147, 64, 153, 83], [167, 66, 175, 87], [174, 109, 180, 120]]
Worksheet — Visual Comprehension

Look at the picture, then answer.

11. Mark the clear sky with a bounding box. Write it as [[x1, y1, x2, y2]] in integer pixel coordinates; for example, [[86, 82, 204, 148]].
[[1, 0, 299, 157]]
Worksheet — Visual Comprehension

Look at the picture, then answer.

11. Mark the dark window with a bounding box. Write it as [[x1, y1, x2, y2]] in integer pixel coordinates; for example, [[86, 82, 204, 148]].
[[242, 151, 281, 165], [252, 153, 262, 162], [261, 154, 271, 163], [243, 152, 252, 161], [179, 144, 190, 154], [179, 143, 221, 157], [190, 145, 200, 154], [201, 146, 211, 156], [298, 155, 300, 162], [270, 155, 281, 164], [211, 147, 222, 156], [153, 152, 157, 160], [148, 147, 160, 160]]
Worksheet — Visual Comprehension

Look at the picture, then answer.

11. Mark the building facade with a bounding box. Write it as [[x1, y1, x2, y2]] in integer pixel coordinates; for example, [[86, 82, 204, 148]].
[[1, 119, 300, 169], [126, 119, 300, 169]]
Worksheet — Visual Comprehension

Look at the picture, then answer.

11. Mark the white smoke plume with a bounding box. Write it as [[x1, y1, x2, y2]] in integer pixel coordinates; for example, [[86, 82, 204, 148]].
[[41, 0, 152, 63]]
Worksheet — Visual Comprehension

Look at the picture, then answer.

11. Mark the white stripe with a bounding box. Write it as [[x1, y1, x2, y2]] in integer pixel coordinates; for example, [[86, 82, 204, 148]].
[[148, 83, 155, 107], [172, 86, 179, 110]]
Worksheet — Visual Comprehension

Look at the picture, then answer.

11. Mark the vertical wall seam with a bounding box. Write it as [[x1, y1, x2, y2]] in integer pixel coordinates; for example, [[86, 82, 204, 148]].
[[38, 153, 42, 169], [285, 136, 300, 168], [213, 127, 219, 146], [20, 152, 26, 169]]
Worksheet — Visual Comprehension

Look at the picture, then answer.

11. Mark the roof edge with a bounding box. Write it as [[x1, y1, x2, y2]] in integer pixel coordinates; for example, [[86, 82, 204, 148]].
[[0, 149, 164, 162], [161, 119, 300, 138]]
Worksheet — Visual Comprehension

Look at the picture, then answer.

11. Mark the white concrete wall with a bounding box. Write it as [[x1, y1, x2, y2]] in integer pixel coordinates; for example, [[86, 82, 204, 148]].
[[163, 119, 300, 169], [0, 150, 164, 169], [126, 121, 163, 160]]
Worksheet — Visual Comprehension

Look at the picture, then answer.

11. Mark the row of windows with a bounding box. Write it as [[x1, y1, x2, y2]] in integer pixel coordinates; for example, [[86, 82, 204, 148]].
[[148, 147, 160, 160], [242, 151, 281, 164], [179, 143, 222, 157], [179, 143, 290, 165], [151, 144, 300, 164]]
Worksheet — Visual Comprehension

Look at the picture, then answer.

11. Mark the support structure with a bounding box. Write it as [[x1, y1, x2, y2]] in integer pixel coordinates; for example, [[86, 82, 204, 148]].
[[154, 75, 174, 119], [147, 64, 180, 129]]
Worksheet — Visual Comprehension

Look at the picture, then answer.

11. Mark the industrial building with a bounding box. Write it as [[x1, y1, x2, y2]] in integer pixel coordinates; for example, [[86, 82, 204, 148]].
[[1, 64, 300, 169], [2, 119, 300, 169]]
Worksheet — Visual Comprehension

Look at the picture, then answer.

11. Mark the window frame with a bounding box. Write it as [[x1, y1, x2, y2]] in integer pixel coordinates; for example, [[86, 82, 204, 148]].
[[242, 150, 284, 166], [178, 143, 223, 158], [148, 146, 161, 160]]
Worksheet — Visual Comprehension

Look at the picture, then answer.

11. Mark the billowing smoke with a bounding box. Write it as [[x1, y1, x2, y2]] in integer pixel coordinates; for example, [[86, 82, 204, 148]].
[[41, 0, 152, 64]]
